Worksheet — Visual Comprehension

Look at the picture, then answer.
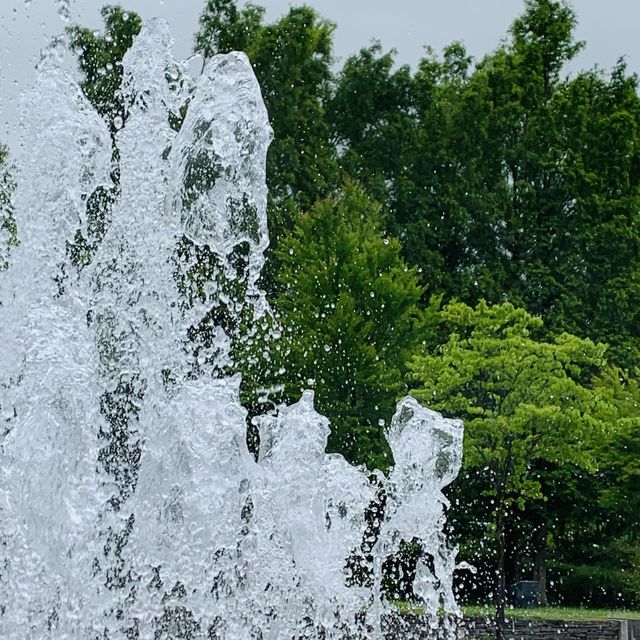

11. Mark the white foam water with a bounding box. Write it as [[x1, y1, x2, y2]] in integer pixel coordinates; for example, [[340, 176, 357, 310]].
[[0, 19, 464, 640]]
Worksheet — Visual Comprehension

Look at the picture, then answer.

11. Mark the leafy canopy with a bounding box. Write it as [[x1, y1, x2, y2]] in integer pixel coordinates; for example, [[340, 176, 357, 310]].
[[410, 300, 611, 506], [67, 5, 142, 130]]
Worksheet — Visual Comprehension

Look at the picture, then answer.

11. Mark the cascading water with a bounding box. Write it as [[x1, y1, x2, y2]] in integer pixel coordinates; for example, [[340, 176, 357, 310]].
[[0, 18, 464, 640]]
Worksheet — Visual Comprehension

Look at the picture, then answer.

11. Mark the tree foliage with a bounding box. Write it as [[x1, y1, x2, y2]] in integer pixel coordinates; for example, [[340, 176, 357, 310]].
[[330, 0, 640, 371], [68, 5, 142, 132], [272, 182, 423, 469], [409, 300, 612, 628]]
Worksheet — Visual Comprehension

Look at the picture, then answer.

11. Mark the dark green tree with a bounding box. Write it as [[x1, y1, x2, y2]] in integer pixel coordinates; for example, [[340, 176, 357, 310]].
[[194, 0, 263, 58], [462, 2, 640, 371], [67, 5, 142, 133], [328, 42, 415, 207], [329, 40, 505, 300], [467, 2, 640, 370], [330, 0, 640, 373], [510, 0, 583, 102]]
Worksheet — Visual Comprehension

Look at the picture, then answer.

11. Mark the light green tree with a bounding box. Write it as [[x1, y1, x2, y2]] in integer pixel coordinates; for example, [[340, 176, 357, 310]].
[[409, 300, 611, 638], [595, 367, 640, 533]]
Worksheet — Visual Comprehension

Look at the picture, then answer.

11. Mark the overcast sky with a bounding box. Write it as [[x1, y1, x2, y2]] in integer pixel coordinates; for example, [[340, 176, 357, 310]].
[[1, 0, 639, 149]]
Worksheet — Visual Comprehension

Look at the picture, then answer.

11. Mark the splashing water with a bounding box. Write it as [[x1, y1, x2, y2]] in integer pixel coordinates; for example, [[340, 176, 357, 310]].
[[56, 0, 71, 23], [0, 19, 464, 640]]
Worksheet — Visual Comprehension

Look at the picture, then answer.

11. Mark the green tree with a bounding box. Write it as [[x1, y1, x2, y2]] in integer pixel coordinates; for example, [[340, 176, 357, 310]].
[[330, 0, 640, 373], [445, 1, 640, 369], [409, 300, 611, 638], [328, 42, 415, 208], [67, 5, 142, 133], [194, 0, 263, 58], [596, 368, 640, 527], [271, 182, 423, 469], [541, 64, 640, 368], [531, 368, 640, 609], [329, 37, 538, 304], [510, 0, 583, 102], [469, 2, 640, 369]]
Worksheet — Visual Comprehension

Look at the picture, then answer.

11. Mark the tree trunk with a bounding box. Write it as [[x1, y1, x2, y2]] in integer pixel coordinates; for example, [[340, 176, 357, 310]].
[[495, 506, 506, 640], [533, 528, 549, 606]]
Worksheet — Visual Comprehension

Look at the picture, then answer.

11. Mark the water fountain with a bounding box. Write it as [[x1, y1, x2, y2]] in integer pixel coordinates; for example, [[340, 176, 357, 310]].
[[0, 18, 464, 640]]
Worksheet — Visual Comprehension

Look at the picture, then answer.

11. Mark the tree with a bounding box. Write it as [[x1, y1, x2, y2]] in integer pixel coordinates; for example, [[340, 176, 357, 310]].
[[194, 0, 263, 59], [409, 300, 611, 638], [445, 1, 640, 370], [470, 3, 640, 369], [67, 5, 142, 133], [329, 42, 478, 299], [540, 63, 640, 368], [271, 182, 423, 469], [330, 1, 640, 373], [328, 42, 416, 208], [510, 0, 582, 102], [523, 367, 640, 609], [596, 368, 640, 529]]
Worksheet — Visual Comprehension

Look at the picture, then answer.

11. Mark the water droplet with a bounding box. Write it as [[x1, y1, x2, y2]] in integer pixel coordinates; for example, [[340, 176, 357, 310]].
[[56, 0, 71, 23]]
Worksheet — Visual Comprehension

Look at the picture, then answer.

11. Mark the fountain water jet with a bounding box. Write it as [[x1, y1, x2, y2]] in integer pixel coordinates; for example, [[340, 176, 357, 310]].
[[0, 19, 464, 640]]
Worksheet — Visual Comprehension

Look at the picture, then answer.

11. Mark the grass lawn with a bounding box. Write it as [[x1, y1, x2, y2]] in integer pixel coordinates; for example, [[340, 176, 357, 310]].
[[464, 605, 640, 621], [394, 602, 640, 621]]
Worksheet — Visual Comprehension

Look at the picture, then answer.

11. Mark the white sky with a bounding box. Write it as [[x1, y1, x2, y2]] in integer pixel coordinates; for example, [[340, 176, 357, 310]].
[[1, 0, 639, 150]]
